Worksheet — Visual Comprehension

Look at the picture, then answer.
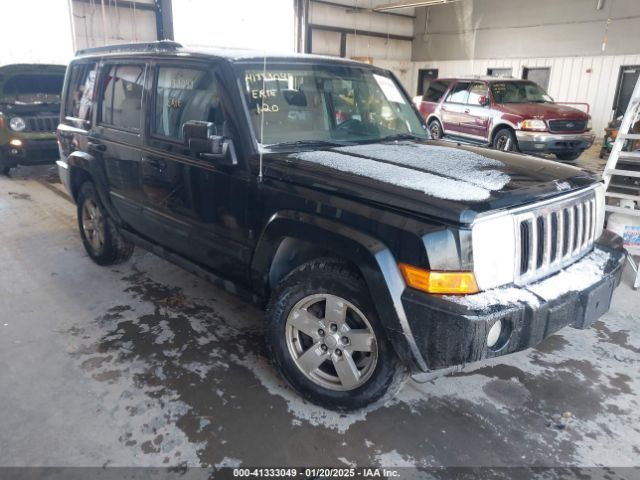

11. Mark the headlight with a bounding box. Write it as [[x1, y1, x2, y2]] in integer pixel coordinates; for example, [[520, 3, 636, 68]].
[[472, 213, 516, 290], [9, 117, 26, 132], [520, 119, 547, 131]]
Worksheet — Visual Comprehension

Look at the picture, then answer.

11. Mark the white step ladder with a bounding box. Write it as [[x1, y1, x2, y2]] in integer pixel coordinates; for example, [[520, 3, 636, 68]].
[[603, 75, 640, 289]]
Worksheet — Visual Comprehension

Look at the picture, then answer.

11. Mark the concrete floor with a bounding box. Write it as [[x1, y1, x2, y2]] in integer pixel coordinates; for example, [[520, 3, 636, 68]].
[[0, 145, 639, 470]]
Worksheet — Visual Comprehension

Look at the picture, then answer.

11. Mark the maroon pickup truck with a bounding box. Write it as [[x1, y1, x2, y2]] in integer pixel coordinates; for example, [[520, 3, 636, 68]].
[[418, 77, 595, 161]]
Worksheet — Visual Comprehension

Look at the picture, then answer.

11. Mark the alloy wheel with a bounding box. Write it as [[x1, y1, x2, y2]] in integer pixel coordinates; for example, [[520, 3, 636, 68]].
[[285, 293, 378, 391], [81, 198, 105, 254]]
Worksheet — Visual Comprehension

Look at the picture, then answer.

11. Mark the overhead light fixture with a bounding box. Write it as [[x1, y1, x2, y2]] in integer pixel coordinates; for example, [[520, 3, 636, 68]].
[[373, 0, 460, 12]]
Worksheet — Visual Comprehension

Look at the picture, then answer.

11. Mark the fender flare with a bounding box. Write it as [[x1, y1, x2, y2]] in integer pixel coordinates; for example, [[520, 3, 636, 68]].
[[489, 121, 519, 143], [66, 151, 121, 223], [251, 210, 429, 372]]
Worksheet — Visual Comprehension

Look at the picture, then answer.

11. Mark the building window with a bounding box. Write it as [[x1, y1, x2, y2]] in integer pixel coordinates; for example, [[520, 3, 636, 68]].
[[523, 67, 551, 91], [487, 68, 512, 78]]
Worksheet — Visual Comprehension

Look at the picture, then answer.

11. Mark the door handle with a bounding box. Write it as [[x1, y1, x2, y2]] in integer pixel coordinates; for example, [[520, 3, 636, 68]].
[[464, 109, 470, 114], [88, 141, 106, 152], [145, 158, 166, 171]]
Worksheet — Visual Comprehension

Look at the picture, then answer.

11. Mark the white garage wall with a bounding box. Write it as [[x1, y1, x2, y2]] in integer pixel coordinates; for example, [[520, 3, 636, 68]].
[[173, 0, 295, 52], [409, 54, 640, 137]]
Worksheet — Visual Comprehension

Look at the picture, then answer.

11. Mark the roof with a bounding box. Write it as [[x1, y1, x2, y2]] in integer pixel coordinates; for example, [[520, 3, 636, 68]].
[[438, 76, 533, 82], [75, 40, 366, 66]]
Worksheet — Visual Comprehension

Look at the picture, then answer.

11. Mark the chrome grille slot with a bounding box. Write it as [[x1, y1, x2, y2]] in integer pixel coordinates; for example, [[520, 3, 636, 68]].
[[22, 115, 58, 132], [515, 190, 597, 285]]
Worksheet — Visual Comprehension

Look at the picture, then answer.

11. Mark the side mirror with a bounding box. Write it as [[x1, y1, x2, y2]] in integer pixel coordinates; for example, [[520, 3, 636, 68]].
[[183, 120, 238, 167], [478, 96, 489, 106]]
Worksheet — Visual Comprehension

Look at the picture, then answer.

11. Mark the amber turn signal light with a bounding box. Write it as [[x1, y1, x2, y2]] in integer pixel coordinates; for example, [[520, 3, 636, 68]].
[[398, 263, 479, 295]]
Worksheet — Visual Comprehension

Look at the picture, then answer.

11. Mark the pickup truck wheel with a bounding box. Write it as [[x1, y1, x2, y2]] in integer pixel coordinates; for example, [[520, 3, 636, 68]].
[[428, 119, 443, 139], [266, 258, 406, 411], [555, 151, 582, 161], [493, 128, 518, 152], [77, 182, 134, 266]]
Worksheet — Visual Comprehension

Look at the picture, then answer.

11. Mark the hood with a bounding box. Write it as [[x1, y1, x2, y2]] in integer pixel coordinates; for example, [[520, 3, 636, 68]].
[[498, 102, 588, 120], [264, 140, 597, 225]]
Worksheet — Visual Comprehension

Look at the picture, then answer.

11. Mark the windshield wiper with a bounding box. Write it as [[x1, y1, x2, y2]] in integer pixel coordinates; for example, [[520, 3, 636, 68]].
[[378, 133, 425, 142], [268, 140, 347, 149]]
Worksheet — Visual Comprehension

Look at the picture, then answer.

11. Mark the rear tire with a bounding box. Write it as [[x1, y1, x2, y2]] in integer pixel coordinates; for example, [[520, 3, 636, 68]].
[[492, 128, 518, 152], [77, 182, 134, 266], [428, 119, 444, 140], [555, 151, 582, 161], [266, 257, 407, 411], [0, 158, 11, 176]]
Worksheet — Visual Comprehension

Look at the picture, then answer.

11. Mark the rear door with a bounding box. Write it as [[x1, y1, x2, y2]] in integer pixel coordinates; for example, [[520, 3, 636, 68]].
[[91, 61, 147, 228], [140, 60, 252, 284], [440, 81, 470, 134]]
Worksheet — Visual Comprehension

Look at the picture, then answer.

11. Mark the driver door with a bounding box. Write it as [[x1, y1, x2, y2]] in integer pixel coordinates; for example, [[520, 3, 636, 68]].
[[141, 61, 252, 283]]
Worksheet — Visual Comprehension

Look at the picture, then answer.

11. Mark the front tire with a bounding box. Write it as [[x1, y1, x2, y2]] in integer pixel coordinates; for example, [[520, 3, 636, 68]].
[[266, 258, 406, 411], [492, 128, 518, 152], [428, 119, 444, 140], [555, 151, 582, 161], [77, 182, 134, 266]]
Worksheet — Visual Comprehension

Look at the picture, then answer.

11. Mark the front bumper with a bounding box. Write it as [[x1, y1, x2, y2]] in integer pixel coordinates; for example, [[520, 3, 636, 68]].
[[402, 232, 626, 372], [516, 130, 595, 154], [1, 138, 59, 166]]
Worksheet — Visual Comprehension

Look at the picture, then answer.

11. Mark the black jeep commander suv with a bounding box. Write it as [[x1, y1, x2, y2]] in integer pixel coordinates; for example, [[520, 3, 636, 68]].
[[57, 41, 626, 411]]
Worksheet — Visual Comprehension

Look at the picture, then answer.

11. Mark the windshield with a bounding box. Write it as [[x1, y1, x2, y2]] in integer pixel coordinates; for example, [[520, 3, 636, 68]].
[[490, 81, 553, 104], [238, 62, 427, 146], [1, 74, 64, 104]]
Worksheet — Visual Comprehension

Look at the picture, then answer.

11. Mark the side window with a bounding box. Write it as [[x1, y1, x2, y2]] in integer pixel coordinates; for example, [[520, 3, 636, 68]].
[[467, 82, 488, 106], [64, 63, 97, 123], [153, 66, 225, 140], [445, 82, 470, 104], [423, 81, 449, 102], [99, 64, 145, 131]]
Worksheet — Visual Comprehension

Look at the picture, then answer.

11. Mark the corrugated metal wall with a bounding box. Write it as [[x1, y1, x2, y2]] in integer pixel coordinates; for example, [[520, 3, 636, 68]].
[[375, 54, 640, 137]]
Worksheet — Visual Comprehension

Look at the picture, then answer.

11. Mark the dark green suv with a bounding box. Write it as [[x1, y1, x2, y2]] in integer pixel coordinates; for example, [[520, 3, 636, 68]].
[[0, 64, 66, 175]]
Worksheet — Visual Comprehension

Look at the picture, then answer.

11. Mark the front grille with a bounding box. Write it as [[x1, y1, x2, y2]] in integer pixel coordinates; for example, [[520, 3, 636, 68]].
[[515, 190, 596, 284], [548, 119, 587, 133], [23, 116, 58, 132]]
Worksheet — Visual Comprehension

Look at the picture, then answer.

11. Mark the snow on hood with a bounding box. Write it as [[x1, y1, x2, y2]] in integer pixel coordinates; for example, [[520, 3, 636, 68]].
[[292, 150, 493, 202], [446, 247, 612, 311], [335, 142, 511, 192]]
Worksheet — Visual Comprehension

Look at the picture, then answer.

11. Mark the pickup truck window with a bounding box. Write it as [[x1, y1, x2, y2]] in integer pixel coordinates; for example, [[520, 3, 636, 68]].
[[467, 82, 488, 106], [491, 81, 552, 104], [423, 80, 448, 102], [237, 63, 426, 145], [99, 64, 145, 131], [153, 66, 225, 140], [64, 63, 97, 123], [445, 82, 471, 104]]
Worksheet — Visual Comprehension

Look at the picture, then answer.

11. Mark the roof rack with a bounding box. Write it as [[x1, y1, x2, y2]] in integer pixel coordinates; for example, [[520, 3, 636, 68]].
[[75, 40, 183, 57]]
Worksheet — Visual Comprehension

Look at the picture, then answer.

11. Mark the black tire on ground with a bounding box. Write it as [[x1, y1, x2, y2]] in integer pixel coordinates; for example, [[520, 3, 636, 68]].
[[0, 158, 11, 176], [492, 128, 518, 152], [77, 182, 134, 266], [428, 119, 444, 140], [555, 151, 582, 161], [266, 257, 407, 411]]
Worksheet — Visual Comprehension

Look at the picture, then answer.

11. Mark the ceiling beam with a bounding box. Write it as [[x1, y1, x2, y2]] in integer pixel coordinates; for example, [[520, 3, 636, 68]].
[[373, 0, 461, 12]]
